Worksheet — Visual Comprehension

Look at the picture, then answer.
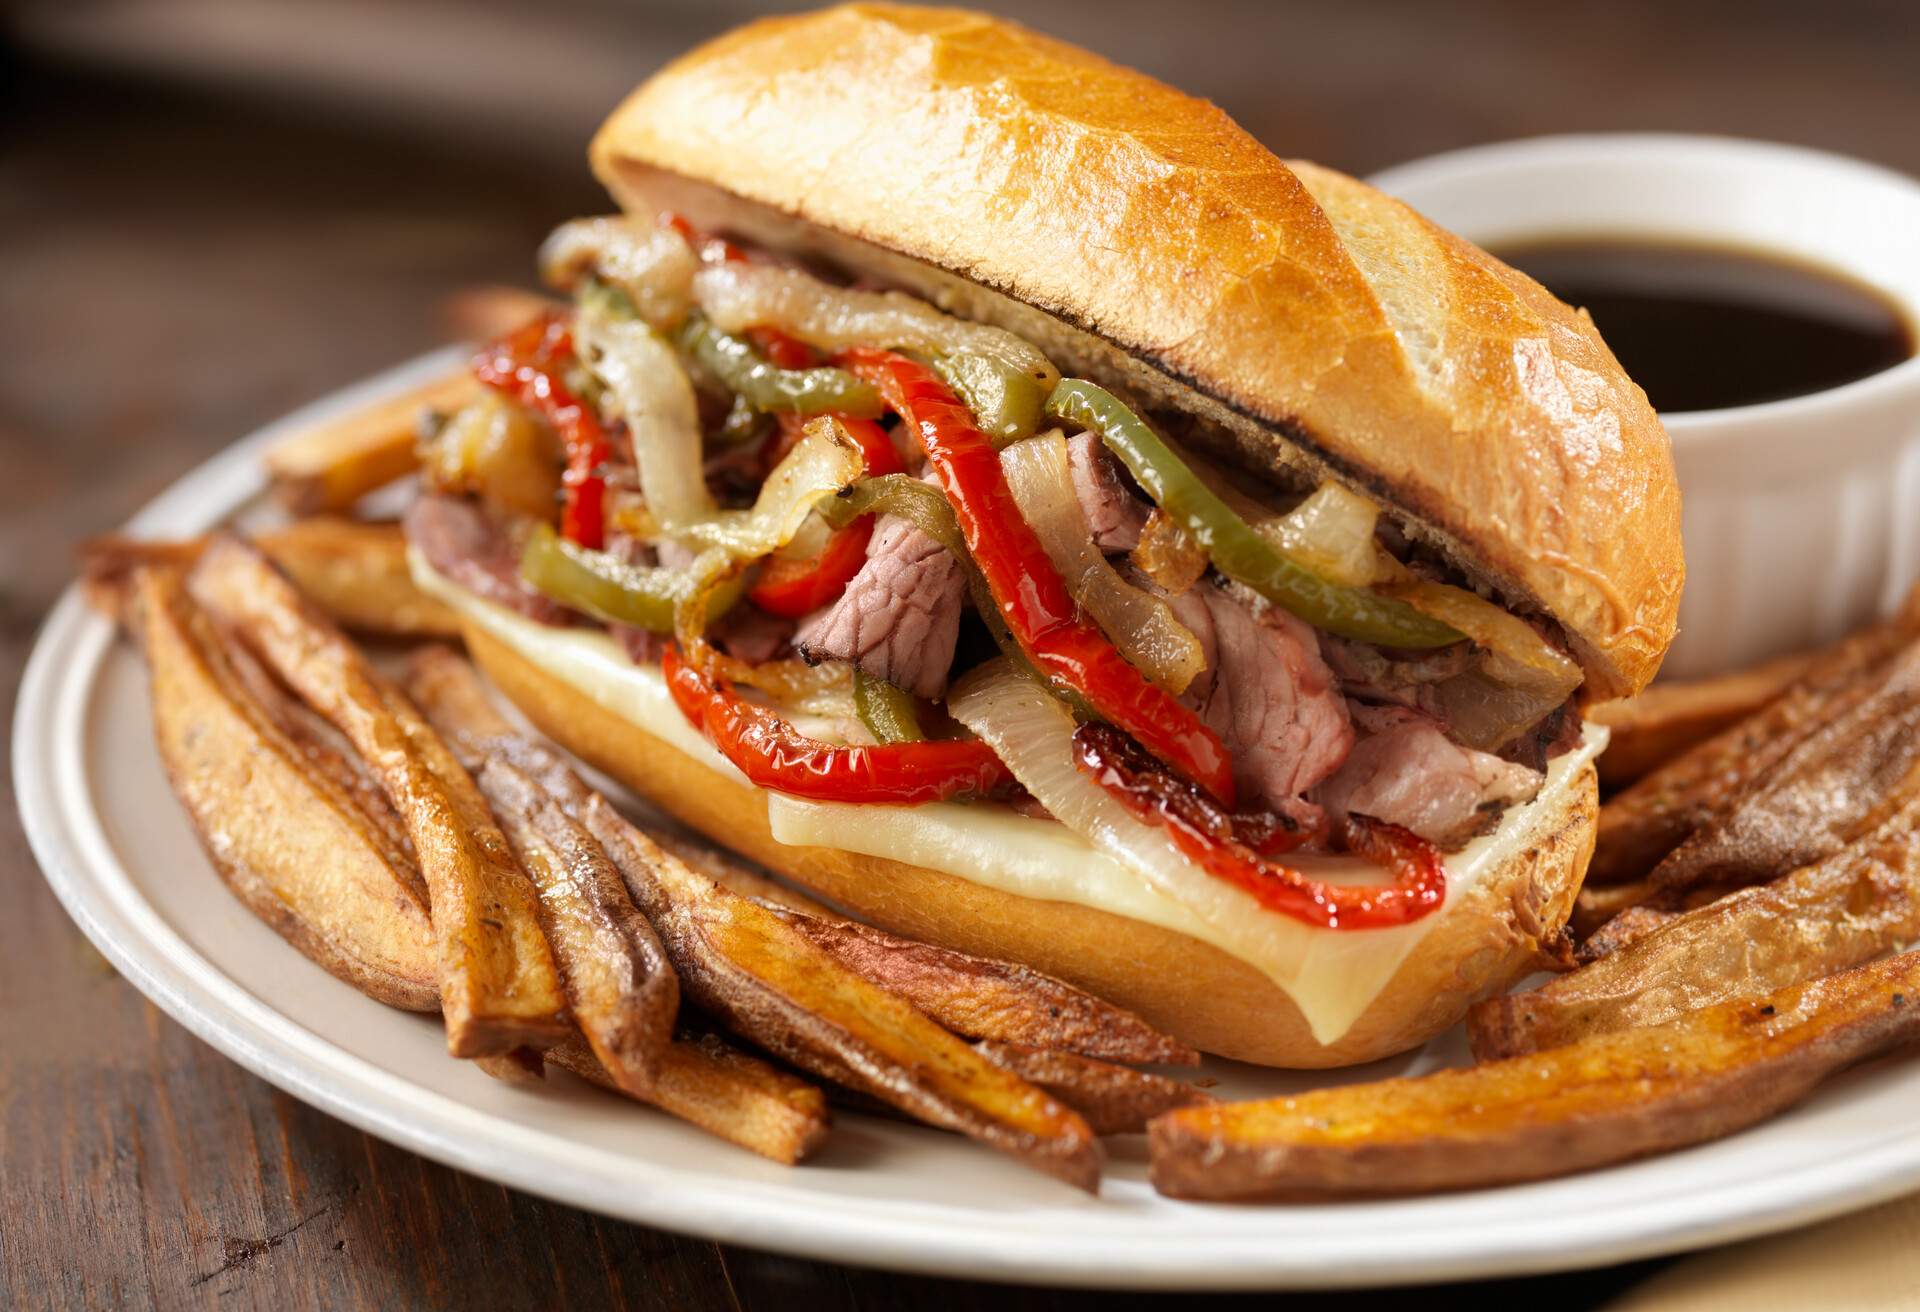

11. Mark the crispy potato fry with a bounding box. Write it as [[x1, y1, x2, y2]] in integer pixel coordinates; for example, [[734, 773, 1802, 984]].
[[1570, 878, 1659, 939], [1573, 904, 1677, 963], [265, 371, 476, 514], [254, 519, 460, 636], [1574, 877, 1750, 952], [618, 846, 1100, 1188], [1152, 951, 1920, 1199], [769, 912, 1199, 1066], [473, 757, 678, 1096], [403, 647, 1103, 1190], [1647, 640, 1920, 897], [83, 523, 459, 638], [223, 636, 422, 883], [649, 829, 838, 917], [188, 537, 568, 1057], [1591, 594, 1920, 885], [1590, 648, 1820, 789], [1471, 796, 1920, 1059], [974, 1043, 1214, 1135], [125, 567, 438, 1010], [474, 1048, 547, 1084], [547, 1032, 829, 1166]]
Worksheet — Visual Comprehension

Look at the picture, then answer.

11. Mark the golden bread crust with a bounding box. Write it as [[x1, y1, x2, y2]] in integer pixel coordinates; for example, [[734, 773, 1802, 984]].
[[588, 3, 1681, 696], [465, 623, 1595, 1068]]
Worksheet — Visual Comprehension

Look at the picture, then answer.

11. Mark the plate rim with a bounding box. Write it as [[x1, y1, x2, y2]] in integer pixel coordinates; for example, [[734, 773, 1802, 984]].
[[17, 346, 1920, 1291]]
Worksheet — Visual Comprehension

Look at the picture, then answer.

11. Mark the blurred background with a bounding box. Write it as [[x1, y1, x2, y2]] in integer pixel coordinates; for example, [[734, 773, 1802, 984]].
[[4, 3, 1920, 1305]]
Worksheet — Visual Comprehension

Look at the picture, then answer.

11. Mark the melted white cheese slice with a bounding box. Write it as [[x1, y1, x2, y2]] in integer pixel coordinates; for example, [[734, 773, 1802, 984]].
[[416, 554, 1605, 1044]]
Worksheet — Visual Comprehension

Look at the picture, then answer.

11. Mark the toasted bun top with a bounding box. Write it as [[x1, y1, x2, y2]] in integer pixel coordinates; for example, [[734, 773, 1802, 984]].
[[589, 3, 1683, 697]]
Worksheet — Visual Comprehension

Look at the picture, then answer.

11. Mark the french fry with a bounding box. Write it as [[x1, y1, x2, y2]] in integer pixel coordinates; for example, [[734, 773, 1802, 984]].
[[1646, 639, 1920, 897], [601, 824, 1101, 1187], [1151, 951, 1920, 1199], [474, 1049, 546, 1084], [83, 522, 458, 638], [547, 1032, 829, 1166], [264, 371, 477, 514], [1589, 647, 1820, 789], [222, 636, 421, 884], [974, 1043, 1214, 1135], [473, 757, 678, 1096], [649, 829, 838, 917], [1573, 904, 1677, 963], [124, 567, 438, 1010], [769, 912, 1199, 1066], [1470, 795, 1920, 1059], [1570, 878, 1659, 940], [1590, 592, 1920, 885], [188, 537, 568, 1058], [254, 519, 460, 637], [403, 647, 1103, 1190], [80, 537, 203, 621]]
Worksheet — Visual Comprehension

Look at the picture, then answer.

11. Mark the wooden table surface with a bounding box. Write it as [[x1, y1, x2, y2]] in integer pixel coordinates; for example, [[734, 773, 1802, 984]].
[[6, 4, 1919, 1306]]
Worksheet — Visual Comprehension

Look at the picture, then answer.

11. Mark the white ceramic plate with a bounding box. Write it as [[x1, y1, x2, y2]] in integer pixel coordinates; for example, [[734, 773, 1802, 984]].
[[18, 349, 1920, 1291]]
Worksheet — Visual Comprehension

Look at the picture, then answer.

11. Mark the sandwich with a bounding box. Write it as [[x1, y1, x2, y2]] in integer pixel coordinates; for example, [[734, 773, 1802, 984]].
[[404, 2, 1682, 1067]]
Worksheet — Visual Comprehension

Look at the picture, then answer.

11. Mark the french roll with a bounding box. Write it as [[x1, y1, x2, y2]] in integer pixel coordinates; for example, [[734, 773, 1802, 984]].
[[406, 3, 1677, 1066]]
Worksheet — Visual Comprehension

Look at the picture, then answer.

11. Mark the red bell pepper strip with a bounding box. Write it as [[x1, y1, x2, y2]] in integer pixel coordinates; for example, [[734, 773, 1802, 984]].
[[1072, 723, 1444, 929], [748, 326, 818, 370], [839, 349, 1236, 806], [472, 312, 612, 549], [748, 416, 905, 618], [748, 516, 874, 618], [664, 644, 1010, 804], [661, 211, 746, 266]]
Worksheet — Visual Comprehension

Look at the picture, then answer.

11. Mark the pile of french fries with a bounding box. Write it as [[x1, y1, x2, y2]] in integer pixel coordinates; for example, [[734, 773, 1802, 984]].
[[82, 353, 1920, 1202]]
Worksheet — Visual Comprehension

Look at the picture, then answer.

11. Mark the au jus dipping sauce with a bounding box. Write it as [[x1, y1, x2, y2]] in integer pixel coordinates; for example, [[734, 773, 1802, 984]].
[[1494, 238, 1915, 413]]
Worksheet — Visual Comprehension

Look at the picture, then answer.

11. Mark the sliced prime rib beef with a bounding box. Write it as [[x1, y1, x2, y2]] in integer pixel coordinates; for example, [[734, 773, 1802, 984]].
[[1067, 430, 1148, 553], [403, 494, 571, 625], [1164, 580, 1354, 819], [622, 534, 794, 667], [794, 513, 969, 700], [1319, 637, 1475, 721], [1315, 703, 1544, 849]]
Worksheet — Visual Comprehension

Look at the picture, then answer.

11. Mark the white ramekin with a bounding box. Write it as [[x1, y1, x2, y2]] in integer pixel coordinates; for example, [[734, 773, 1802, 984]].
[[1369, 134, 1920, 680]]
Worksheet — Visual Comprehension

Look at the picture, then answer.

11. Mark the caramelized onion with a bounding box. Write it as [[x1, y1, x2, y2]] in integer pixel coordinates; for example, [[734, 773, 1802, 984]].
[[676, 417, 866, 558], [1257, 482, 1387, 587], [1001, 431, 1204, 694], [693, 263, 1058, 392], [575, 305, 713, 533], [1132, 510, 1208, 596], [1381, 579, 1583, 700], [539, 217, 696, 327]]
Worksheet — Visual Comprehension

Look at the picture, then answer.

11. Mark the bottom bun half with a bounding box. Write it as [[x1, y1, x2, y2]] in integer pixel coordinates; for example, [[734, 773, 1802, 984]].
[[463, 624, 1596, 1068]]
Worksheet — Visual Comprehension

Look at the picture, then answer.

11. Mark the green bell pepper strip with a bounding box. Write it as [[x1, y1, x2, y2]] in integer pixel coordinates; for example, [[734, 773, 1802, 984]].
[[933, 353, 1048, 445], [520, 522, 743, 632], [853, 668, 924, 744], [820, 475, 967, 556], [676, 316, 883, 418], [1043, 380, 1465, 649]]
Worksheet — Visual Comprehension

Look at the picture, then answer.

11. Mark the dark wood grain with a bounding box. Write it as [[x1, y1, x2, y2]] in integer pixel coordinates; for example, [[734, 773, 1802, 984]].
[[5, 3, 1917, 1305]]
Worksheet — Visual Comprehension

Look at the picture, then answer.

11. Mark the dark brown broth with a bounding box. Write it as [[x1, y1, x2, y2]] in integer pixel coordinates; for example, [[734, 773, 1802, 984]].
[[1494, 238, 1914, 413]]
